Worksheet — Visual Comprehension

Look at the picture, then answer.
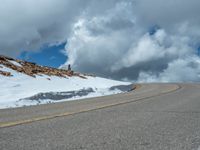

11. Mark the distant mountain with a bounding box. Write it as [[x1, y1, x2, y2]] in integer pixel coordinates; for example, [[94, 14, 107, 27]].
[[0, 55, 131, 109]]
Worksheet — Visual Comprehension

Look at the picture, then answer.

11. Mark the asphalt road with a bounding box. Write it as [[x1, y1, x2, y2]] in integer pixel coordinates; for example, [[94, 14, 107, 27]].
[[0, 83, 200, 150]]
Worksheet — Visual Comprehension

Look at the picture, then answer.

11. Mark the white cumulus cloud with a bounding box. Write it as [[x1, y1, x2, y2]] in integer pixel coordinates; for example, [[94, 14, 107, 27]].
[[62, 0, 200, 82]]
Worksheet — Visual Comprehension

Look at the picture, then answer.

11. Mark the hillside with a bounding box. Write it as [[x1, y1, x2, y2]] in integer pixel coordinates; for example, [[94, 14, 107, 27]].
[[0, 55, 131, 109], [0, 55, 86, 78]]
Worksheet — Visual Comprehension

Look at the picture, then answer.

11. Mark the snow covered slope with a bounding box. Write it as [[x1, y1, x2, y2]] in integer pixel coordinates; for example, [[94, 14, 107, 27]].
[[0, 56, 131, 109]]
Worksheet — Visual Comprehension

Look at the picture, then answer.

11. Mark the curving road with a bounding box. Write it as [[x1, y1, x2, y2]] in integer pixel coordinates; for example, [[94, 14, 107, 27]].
[[0, 83, 200, 150]]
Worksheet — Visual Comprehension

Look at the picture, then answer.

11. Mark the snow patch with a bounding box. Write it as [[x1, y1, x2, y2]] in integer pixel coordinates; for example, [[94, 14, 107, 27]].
[[8, 60, 22, 67]]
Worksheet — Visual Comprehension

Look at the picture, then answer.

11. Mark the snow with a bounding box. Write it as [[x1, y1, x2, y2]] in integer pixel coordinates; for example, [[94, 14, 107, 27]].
[[0, 65, 131, 109], [8, 60, 22, 67]]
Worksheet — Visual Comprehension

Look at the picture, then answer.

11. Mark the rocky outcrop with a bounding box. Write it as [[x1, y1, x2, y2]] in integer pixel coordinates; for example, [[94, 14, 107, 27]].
[[0, 55, 86, 78], [0, 70, 12, 77]]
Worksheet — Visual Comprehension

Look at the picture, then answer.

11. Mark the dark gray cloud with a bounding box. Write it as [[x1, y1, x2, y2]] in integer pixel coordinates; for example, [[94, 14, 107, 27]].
[[0, 0, 91, 56]]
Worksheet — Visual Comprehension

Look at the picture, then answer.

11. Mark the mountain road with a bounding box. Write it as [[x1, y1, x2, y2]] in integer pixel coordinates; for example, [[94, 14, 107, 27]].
[[1, 83, 200, 150]]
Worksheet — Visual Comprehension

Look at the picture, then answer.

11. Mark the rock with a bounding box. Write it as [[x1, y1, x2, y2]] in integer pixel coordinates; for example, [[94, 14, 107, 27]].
[[0, 70, 12, 76], [0, 55, 87, 79]]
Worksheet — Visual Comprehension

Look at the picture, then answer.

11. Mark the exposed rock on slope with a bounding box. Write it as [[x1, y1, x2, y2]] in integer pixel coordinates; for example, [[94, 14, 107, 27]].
[[0, 55, 85, 78]]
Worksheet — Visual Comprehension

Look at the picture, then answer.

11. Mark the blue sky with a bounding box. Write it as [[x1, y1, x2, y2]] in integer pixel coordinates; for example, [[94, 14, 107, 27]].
[[149, 25, 160, 36], [18, 43, 67, 68], [198, 47, 200, 56]]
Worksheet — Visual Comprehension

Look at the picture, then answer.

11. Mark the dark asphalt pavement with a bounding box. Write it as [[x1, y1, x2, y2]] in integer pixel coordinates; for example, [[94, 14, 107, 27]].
[[1, 83, 200, 150]]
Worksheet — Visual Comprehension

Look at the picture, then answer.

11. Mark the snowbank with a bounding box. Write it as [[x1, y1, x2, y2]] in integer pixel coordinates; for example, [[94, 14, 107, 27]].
[[0, 65, 131, 109]]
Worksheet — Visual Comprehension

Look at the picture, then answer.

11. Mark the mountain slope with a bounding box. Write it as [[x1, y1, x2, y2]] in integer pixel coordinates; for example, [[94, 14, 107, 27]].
[[0, 55, 131, 109]]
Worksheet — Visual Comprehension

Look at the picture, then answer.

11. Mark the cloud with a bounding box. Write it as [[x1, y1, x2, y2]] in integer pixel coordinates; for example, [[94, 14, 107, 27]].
[[138, 56, 200, 82], [1, 0, 200, 82], [0, 0, 90, 56], [62, 0, 200, 82]]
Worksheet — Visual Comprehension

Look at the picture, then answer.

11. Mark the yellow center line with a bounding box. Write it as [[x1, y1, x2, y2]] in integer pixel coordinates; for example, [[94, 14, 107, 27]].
[[0, 84, 181, 129]]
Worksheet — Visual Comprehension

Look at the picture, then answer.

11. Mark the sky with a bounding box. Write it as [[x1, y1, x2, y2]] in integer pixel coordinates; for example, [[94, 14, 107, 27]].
[[18, 43, 67, 68], [1, 0, 200, 82]]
